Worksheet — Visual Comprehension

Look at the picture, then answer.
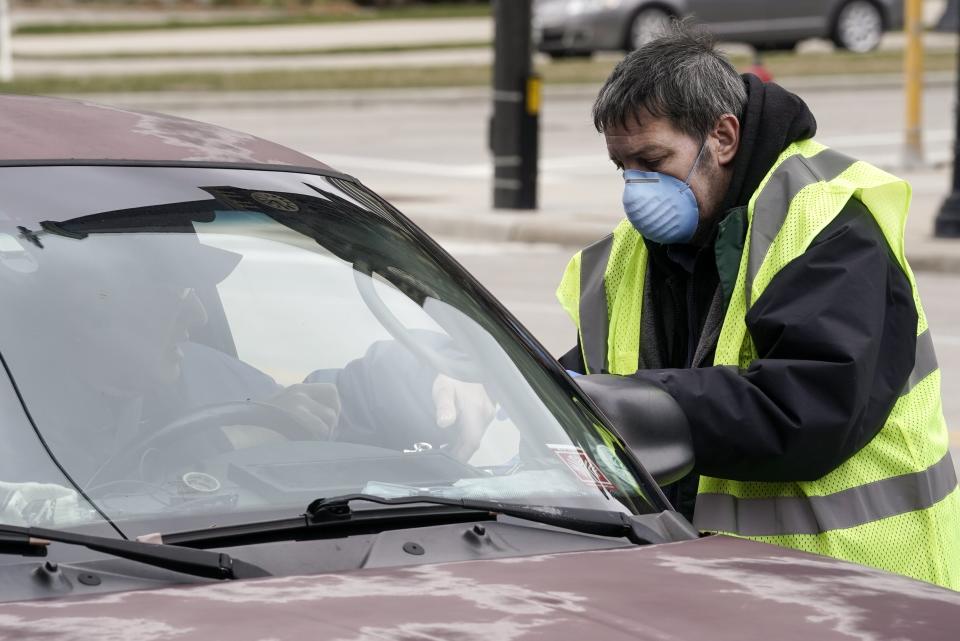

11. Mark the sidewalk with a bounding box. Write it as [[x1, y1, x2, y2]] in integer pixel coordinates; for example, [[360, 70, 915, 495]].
[[11, 17, 493, 56], [11, 47, 494, 77], [364, 164, 960, 273], [9, 7, 287, 28]]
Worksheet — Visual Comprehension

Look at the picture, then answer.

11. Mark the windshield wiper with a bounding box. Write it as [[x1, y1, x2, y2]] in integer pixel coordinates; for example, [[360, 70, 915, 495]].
[[0, 524, 270, 581], [305, 494, 652, 542], [162, 493, 691, 549]]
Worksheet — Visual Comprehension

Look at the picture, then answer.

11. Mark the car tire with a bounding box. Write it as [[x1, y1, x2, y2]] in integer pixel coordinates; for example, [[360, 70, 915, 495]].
[[754, 41, 800, 53], [548, 50, 594, 61], [627, 6, 673, 51], [832, 0, 884, 53]]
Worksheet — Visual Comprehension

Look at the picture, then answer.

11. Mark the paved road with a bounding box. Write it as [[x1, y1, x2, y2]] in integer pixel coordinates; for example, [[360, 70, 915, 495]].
[[445, 241, 960, 475], [160, 80, 956, 249]]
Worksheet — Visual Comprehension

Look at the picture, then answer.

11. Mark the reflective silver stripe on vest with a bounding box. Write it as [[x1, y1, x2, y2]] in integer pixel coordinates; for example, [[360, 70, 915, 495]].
[[902, 329, 938, 396], [746, 148, 856, 306], [579, 235, 614, 375], [694, 451, 958, 536]]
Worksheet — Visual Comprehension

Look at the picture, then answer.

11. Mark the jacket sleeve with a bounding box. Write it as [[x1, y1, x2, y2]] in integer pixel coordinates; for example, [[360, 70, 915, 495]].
[[558, 344, 586, 373], [629, 199, 919, 482]]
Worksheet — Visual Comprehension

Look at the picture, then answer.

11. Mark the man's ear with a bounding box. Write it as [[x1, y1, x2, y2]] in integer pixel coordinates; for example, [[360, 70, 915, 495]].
[[713, 114, 740, 167]]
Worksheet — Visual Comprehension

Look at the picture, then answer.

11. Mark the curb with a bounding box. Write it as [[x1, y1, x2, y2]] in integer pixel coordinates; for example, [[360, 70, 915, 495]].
[[62, 71, 957, 111], [904, 242, 960, 273], [408, 211, 611, 247], [908, 253, 960, 273], [410, 211, 960, 273]]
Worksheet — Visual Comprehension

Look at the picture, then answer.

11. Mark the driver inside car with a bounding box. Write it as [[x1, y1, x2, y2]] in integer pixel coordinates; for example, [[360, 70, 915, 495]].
[[0, 227, 496, 525]]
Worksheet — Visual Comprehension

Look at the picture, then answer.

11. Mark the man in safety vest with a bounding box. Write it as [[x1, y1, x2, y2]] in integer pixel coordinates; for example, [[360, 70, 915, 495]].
[[556, 25, 960, 589]]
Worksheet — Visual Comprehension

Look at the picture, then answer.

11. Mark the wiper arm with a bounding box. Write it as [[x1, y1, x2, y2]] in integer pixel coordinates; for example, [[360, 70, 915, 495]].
[[161, 494, 696, 549], [0, 524, 270, 581], [305, 494, 655, 544], [162, 501, 496, 548]]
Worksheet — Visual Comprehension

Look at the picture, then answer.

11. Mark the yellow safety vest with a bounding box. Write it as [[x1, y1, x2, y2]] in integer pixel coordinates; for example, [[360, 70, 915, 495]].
[[557, 140, 960, 589]]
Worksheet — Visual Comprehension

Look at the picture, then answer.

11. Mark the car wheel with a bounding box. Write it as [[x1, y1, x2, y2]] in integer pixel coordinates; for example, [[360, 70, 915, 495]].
[[832, 0, 884, 53], [628, 6, 672, 51]]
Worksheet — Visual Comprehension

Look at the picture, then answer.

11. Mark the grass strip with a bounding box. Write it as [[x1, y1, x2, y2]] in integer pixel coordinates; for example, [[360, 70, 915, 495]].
[[0, 66, 493, 95], [0, 51, 953, 95], [16, 40, 492, 61], [755, 48, 958, 76], [14, 4, 491, 35]]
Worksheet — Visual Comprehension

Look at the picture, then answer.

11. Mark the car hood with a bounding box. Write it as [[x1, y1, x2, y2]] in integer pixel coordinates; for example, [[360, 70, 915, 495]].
[[0, 535, 957, 640], [0, 94, 330, 169]]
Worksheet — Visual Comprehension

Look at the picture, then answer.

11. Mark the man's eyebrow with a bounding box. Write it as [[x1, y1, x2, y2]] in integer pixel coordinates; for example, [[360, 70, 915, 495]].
[[609, 144, 672, 162]]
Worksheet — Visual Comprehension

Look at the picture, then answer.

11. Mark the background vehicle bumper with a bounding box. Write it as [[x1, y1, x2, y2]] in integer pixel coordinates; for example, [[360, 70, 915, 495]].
[[534, 8, 627, 53]]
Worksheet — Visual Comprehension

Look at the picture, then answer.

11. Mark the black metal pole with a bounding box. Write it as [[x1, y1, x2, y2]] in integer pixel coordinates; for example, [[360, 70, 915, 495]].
[[490, 0, 539, 210], [934, 0, 960, 237]]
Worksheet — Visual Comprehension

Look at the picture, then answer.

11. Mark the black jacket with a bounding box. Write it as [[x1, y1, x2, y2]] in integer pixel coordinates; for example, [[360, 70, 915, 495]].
[[560, 76, 918, 518]]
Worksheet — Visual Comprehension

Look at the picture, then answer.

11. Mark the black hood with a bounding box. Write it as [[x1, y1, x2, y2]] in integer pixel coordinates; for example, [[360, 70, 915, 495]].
[[721, 74, 818, 213]]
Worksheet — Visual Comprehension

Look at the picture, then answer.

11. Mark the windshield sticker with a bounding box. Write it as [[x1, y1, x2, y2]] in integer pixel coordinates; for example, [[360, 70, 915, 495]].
[[547, 444, 615, 491]]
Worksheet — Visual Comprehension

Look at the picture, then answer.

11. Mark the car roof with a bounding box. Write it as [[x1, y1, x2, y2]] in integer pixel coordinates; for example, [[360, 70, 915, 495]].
[[0, 94, 332, 170]]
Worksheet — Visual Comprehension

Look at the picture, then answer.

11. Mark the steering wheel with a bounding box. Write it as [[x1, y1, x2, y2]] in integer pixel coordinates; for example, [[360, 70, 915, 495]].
[[84, 401, 318, 490], [353, 261, 484, 383]]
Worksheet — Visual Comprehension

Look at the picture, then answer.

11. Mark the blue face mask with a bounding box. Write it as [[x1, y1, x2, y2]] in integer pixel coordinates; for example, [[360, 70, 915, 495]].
[[622, 142, 708, 245]]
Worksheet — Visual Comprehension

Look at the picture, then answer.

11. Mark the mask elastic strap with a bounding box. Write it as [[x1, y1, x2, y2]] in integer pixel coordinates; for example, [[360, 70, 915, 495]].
[[682, 140, 710, 186]]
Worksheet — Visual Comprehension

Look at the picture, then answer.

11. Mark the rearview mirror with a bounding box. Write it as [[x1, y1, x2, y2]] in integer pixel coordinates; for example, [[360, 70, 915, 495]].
[[573, 374, 694, 487]]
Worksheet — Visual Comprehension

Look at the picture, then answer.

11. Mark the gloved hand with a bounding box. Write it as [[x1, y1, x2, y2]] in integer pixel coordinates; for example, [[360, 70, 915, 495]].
[[432, 374, 497, 462], [265, 383, 341, 439], [0, 481, 95, 526]]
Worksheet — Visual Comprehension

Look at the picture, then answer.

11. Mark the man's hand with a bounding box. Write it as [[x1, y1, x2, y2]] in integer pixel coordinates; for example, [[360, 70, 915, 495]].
[[432, 374, 497, 462], [265, 383, 341, 439], [0, 481, 94, 526]]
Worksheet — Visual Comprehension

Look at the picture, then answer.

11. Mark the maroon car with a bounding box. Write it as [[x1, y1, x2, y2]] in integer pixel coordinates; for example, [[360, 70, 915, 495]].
[[0, 93, 956, 640]]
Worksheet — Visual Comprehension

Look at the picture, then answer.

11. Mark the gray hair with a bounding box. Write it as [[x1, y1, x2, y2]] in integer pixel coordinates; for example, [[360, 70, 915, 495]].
[[592, 23, 747, 141]]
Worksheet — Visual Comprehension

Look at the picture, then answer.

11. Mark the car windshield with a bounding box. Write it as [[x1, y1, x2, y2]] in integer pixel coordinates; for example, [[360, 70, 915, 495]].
[[0, 165, 661, 538]]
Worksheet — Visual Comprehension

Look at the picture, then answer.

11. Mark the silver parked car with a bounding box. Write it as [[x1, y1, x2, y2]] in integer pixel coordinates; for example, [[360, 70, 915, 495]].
[[534, 0, 904, 56]]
